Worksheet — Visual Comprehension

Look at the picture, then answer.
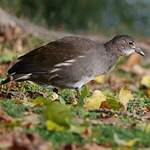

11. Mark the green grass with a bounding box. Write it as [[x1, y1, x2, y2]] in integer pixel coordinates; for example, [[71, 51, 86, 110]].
[[0, 99, 29, 117]]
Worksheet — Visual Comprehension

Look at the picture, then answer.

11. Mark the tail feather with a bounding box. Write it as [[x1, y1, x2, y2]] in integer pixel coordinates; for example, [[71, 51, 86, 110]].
[[0, 73, 32, 85]]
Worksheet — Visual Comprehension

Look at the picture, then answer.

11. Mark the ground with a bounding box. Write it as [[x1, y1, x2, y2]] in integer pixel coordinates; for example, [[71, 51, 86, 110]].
[[0, 35, 150, 150]]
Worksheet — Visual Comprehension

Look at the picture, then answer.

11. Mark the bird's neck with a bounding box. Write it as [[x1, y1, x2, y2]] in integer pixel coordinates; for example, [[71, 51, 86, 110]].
[[104, 41, 121, 56]]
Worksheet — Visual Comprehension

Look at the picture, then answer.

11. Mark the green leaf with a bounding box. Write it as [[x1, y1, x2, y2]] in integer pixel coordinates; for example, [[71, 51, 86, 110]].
[[46, 120, 66, 131], [31, 97, 49, 106], [107, 96, 122, 110], [78, 85, 90, 106], [43, 101, 74, 128], [80, 85, 90, 100]]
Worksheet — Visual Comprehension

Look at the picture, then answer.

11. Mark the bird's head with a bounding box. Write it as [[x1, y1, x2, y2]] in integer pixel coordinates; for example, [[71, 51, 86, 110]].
[[110, 35, 144, 56]]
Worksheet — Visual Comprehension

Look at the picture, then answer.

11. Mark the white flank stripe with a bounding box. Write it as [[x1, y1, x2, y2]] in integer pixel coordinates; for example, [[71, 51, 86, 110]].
[[16, 73, 32, 81], [50, 68, 61, 73], [65, 59, 76, 63], [54, 62, 72, 67]]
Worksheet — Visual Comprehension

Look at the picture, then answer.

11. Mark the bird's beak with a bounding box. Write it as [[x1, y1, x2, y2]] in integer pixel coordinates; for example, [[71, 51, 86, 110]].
[[135, 47, 145, 56]]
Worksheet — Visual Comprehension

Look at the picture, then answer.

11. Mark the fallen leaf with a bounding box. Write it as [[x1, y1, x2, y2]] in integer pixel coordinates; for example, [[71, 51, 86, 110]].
[[21, 114, 40, 128], [132, 65, 150, 76], [100, 101, 111, 109], [0, 107, 13, 123], [114, 133, 139, 147], [46, 120, 65, 131], [141, 75, 150, 88], [121, 53, 142, 71], [0, 130, 52, 150], [94, 75, 106, 84], [80, 85, 90, 100], [108, 75, 129, 91], [0, 63, 9, 75], [31, 97, 48, 106], [84, 90, 106, 110], [106, 96, 122, 110], [118, 87, 134, 108], [147, 88, 150, 98], [43, 101, 74, 130]]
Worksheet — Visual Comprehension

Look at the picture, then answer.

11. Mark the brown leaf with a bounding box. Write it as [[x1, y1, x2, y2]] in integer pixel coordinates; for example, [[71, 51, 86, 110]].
[[132, 65, 150, 76], [82, 127, 92, 137], [100, 101, 111, 109], [0, 107, 13, 123], [0, 131, 52, 150], [0, 63, 10, 75], [108, 75, 129, 91], [147, 89, 150, 98], [121, 53, 142, 72], [21, 114, 40, 128], [146, 106, 150, 112]]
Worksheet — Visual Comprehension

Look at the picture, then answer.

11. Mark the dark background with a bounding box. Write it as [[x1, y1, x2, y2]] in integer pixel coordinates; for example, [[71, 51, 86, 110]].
[[0, 0, 150, 36]]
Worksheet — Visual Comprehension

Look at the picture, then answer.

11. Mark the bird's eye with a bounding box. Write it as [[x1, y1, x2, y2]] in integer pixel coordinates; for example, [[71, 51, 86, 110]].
[[129, 42, 133, 45]]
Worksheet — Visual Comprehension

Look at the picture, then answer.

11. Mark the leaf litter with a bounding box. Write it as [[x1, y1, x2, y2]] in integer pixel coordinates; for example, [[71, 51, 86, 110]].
[[0, 35, 150, 149]]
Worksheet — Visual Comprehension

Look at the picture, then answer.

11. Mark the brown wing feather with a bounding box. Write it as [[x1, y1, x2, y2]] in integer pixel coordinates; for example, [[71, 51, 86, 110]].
[[8, 36, 97, 75]]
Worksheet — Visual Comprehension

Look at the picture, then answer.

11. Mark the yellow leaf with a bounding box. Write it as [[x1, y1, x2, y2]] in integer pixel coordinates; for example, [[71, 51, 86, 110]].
[[31, 97, 47, 106], [126, 139, 139, 147], [84, 90, 106, 110], [94, 75, 105, 84], [119, 87, 134, 107], [141, 75, 150, 88], [114, 134, 138, 147], [46, 120, 65, 131]]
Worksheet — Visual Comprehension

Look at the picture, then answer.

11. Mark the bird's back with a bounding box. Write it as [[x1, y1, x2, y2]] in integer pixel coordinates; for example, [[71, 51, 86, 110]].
[[8, 36, 98, 74]]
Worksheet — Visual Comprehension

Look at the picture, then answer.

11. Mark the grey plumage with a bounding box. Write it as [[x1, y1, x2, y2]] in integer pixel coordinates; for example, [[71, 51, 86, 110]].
[[1, 35, 144, 88]]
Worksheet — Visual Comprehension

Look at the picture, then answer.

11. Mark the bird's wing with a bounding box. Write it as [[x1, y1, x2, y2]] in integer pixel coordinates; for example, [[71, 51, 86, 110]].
[[8, 36, 97, 75]]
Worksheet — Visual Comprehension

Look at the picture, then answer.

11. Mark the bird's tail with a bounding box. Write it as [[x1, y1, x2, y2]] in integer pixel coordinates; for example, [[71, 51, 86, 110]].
[[0, 73, 32, 85]]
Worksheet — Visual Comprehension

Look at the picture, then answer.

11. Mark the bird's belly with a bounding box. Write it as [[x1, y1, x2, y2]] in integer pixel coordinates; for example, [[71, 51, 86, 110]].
[[67, 76, 94, 89]]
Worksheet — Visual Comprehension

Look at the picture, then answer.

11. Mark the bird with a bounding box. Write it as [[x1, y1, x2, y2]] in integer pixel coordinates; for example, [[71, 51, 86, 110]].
[[1, 35, 144, 89]]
